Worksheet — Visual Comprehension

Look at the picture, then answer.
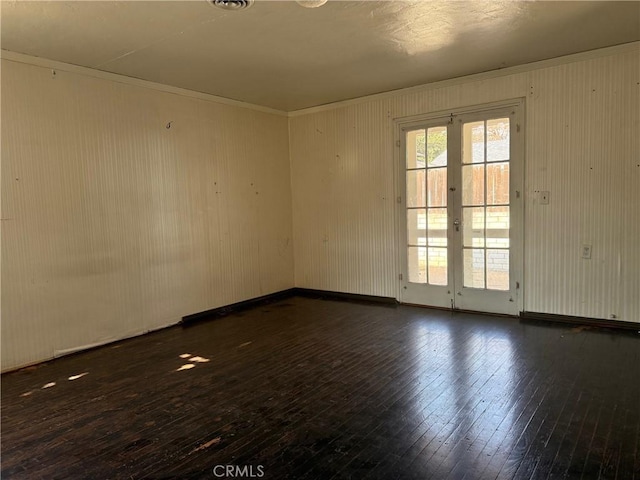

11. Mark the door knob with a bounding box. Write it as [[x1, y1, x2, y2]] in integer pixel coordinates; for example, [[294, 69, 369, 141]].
[[453, 219, 460, 232]]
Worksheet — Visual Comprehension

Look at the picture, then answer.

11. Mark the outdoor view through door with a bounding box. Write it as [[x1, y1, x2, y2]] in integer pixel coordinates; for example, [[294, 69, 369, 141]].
[[399, 103, 523, 315], [406, 126, 449, 286], [461, 119, 510, 291]]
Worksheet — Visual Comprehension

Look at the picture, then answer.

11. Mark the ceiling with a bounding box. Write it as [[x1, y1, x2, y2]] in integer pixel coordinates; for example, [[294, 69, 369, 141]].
[[1, 1, 638, 111]]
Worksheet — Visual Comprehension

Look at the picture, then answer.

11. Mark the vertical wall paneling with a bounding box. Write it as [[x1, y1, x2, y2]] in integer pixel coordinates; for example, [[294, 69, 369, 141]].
[[2, 44, 639, 372], [289, 44, 640, 323], [1, 59, 294, 371]]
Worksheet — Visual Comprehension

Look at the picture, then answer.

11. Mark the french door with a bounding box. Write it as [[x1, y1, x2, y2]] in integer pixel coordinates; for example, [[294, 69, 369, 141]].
[[398, 102, 523, 315]]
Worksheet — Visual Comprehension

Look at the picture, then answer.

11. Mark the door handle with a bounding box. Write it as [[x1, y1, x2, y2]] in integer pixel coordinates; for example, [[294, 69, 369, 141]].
[[453, 219, 460, 232]]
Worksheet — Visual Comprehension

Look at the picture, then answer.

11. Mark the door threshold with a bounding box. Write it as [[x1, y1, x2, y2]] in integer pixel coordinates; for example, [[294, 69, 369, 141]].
[[400, 301, 518, 319]]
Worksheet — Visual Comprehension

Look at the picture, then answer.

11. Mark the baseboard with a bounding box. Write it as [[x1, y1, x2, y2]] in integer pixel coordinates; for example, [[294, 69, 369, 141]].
[[1, 320, 180, 375], [292, 288, 397, 305], [181, 288, 398, 326], [520, 311, 640, 332], [8, 293, 635, 374], [180, 289, 297, 326]]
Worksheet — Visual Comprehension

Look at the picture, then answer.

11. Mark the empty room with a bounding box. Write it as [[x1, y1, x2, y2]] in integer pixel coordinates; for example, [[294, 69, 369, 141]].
[[1, 1, 639, 479]]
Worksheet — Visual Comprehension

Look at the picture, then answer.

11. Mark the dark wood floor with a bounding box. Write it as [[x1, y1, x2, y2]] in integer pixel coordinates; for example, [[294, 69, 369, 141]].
[[2, 296, 639, 480]]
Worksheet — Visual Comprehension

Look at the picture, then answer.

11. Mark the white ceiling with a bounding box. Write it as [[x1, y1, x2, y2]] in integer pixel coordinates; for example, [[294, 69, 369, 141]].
[[1, 1, 638, 111]]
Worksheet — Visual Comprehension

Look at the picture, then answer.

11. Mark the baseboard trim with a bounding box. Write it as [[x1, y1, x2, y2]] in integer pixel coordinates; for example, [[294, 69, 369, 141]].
[[181, 288, 397, 326], [181, 289, 298, 326], [520, 311, 640, 332], [7, 293, 636, 374], [293, 288, 397, 305], [1, 320, 179, 375]]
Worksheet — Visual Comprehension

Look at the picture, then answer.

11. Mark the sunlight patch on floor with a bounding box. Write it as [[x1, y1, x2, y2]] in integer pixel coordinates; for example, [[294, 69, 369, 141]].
[[189, 356, 210, 363], [174, 353, 210, 371], [176, 364, 196, 371]]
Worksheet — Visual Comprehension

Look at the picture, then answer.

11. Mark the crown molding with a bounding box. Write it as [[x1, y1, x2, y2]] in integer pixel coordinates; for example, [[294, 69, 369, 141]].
[[0, 50, 288, 117], [2, 42, 637, 118], [288, 41, 640, 117]]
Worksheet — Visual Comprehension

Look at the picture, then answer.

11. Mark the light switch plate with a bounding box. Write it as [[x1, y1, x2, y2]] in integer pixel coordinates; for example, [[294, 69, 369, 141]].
[[582, 244, 592, 259]]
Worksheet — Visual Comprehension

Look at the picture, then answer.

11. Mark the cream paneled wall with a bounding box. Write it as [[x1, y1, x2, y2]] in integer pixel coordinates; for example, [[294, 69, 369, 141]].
[[290, 44, 639, 323], [2, 44, 638, 372], [1, 59, 294, 371]]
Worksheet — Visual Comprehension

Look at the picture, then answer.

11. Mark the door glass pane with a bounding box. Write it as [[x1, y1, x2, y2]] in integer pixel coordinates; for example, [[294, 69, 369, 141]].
[[406, 129, 426, 169], [486, 118, 509, 162], [464, 249, 485, 288], [407, 209, 426, 245], [486, 206, 509, 248], [427, 126, 447, 167], [408, 246, 427, 283], [461, 117, 511, 292], [428, 247, 447, 285], [487, 162, 509, 205], [427, 168, 447, 207], [463, 121, 484, 164], [406, 170, 426, 207], [487, 249, 509, 290], [463, 207, 484, 247], [405, 125, 450, 288], [462, 164, 485, 206], [428, 208, 447, 246]]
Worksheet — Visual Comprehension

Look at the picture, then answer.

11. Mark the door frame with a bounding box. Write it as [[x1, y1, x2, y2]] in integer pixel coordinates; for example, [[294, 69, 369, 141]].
[[393, 98, 525, 315]]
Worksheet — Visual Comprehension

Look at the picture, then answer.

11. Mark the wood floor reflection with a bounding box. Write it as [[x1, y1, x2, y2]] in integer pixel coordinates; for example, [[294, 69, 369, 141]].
[[2, 296, 638, 479]]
